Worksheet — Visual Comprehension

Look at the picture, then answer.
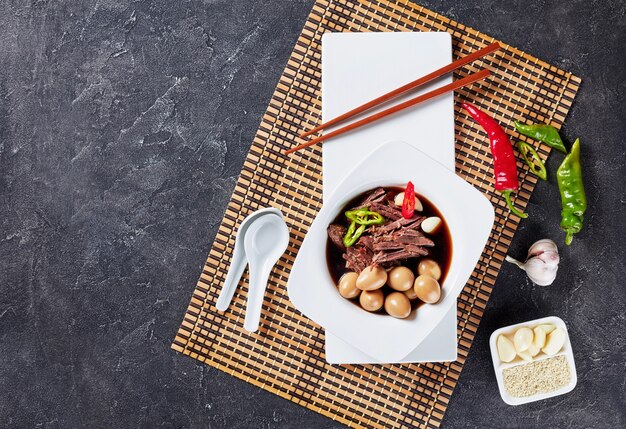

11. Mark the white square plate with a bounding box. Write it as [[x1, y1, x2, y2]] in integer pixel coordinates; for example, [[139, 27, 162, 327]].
[[287, 141, 494, 362], [325, 305, 458, 364], [321, 32, 457, 363]]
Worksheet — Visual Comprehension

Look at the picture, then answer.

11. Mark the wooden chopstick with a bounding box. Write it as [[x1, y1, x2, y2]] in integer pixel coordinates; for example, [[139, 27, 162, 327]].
[[299, 42, 500, 139], [285, 68, 490, 155]]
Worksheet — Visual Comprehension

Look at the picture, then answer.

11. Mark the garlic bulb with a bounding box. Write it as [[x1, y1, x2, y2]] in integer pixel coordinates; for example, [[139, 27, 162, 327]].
[[505, 239, 560, 286]]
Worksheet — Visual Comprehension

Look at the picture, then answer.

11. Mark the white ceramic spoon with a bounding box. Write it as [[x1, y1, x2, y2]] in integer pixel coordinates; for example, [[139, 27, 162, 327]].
[[242, 214, 290, 332], [215, 207, 283, 312]]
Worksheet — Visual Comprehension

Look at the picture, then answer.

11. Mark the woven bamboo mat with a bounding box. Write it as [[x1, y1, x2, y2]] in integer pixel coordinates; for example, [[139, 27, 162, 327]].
[[172, 0, 580, 427]]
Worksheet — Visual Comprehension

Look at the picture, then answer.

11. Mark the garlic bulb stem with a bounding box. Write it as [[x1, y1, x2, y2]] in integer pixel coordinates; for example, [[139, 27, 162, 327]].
[[505, 255, 526, 270]]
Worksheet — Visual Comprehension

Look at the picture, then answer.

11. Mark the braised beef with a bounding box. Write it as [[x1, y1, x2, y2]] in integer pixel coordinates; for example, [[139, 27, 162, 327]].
[[373, 232, 434, 248], [326, 187, 451, 291], [327, 224, 346, 251], [369, 202, 403, 220], [352, 187, 386, 209], [370, 223, 433, 261], [359, 235, 374, 251], [343, 237, 374, 272], [372, 241, 406, 251], [329, 208, 434, 272], [376, 215, 424, 234], [372, 246, 429, 264]]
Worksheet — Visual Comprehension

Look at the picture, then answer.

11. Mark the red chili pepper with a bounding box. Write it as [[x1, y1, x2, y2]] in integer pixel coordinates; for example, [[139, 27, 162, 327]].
[[402, 181, 415, 219], [462, 102, 527, 218]]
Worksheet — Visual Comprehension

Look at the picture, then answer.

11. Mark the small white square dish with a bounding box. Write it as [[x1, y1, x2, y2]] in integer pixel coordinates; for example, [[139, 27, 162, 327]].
[[287, 140, 494, 363], [489, 316, 578, 406]]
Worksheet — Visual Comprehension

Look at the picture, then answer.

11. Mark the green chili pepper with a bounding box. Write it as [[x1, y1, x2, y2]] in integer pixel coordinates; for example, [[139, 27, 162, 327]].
[[516, 141, 547, 180], [557, 138, 587, 245], [343, 221, 366, 247], [345, 209, 385, 226], [514, 121, 567, 153]]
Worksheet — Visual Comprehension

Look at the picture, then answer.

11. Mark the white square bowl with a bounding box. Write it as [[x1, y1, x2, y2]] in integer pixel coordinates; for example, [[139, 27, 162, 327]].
[[287, 141, 494, 362], [489, 316, 578, 405]]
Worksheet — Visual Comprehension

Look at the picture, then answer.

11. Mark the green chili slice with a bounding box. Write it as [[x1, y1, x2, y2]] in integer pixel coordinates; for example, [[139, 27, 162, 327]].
[[345, 209, 385, 226], [516, 141, 547, 180], [343, 221, 366, 247], [514, 121, 567, 153]]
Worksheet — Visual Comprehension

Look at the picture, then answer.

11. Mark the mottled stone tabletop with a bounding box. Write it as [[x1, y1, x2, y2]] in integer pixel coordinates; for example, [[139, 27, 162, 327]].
[[1, 0, 624, 428]]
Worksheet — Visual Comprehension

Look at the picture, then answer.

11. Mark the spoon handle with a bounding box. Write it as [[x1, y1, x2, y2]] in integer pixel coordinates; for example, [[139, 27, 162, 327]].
[[216, 244, 246, 312], [243, 262, 273, 332]]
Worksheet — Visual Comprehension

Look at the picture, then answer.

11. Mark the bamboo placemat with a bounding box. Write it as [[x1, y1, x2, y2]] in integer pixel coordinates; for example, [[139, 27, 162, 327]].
[[172, 0, 580, 427]]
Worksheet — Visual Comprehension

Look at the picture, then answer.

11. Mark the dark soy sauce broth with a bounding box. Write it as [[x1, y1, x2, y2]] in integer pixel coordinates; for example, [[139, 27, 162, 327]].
[[326, 187, 453, 314]]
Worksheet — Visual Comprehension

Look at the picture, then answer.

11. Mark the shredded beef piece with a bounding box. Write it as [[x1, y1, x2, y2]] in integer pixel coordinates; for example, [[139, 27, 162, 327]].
[[394, 229, 426, 238], [359, 235, 374, 251], [372, 241, 405, 251], [373, 233, 434, 249], [372, 216, 425, 235], [327, 224, 346, 251], [343, 247, 363, 272], [343, 239, 374, 272], [369, 202, 403, 220], [352, 187, 386, 209], [371, 221, 434, 261], [374, 228, 424, 241], [403, 245, 430, 255], [372, 246, 429, 264]]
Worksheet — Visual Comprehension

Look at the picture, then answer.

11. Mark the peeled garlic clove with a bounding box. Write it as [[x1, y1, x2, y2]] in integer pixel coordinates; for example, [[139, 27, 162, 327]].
[[394, 192, 423, 211], [536, 323, 556, 334], [517, 349, 534, 362], [542, 327, 566, 355], [415, 197, 424, 212], [421, 217, 442, 234], [497, 335, 516, 363], [528, 341, 541, 357], [533, 326, 547, 349], [513, 327, 533, 352]]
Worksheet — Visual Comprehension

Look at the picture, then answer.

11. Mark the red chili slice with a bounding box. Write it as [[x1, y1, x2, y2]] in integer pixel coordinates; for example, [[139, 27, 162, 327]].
[[402, 181, 415, 219]]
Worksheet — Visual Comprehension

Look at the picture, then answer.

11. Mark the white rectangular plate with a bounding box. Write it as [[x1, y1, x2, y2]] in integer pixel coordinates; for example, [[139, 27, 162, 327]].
[[321, 32, 457, 364]]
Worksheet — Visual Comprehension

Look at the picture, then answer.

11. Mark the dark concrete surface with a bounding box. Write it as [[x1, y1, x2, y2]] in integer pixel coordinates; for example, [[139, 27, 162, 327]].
[[0, 0, 624, 427]]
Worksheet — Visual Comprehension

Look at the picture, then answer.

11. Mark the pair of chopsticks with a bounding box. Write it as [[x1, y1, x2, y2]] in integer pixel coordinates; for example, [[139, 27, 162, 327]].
[[285, 42, 501, 155]]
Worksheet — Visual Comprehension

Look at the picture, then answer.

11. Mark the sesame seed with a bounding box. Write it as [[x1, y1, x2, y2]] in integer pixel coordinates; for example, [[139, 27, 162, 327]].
[[503, 355, 571, 398]]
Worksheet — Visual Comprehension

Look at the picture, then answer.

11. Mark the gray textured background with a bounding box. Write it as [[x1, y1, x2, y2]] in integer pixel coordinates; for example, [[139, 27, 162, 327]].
[[0, 0, 624, 428]]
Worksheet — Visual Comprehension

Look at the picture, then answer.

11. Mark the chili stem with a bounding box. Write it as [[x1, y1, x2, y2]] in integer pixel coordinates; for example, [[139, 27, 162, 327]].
[[501, 190, 528, 218]]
